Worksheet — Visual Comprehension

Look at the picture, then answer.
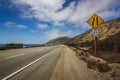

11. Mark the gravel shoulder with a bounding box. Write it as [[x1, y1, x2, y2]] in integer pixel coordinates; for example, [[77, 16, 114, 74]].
[[50, 46, 103, 80]]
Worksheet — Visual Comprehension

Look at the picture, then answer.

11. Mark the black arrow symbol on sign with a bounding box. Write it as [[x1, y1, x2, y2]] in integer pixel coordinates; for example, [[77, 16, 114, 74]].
[[92, 18, 95, 26], [96, 17, 98, 25]]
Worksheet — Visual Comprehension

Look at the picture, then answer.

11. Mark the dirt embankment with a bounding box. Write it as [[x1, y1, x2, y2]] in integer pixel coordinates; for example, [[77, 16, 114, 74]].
[[71, 47, 120, 80]]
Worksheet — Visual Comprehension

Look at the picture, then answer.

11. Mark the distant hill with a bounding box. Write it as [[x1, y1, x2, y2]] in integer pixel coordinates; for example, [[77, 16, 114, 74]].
[[47, 37, 71, 45]]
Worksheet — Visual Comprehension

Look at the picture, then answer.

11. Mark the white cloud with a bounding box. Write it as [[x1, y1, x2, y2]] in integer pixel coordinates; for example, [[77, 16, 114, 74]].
[[30, 29, 38, 33], [43, 29, 79, 41], [16, 24, 27, 28], [4, 21, 16, 27], [67, 0, 120, 27], [44, 29, 71, 41], [37, 24, 48, 29], [53, 21, 64, 27], [4, 21, 27, 28], [11, 0, 120, 28], [12, 0, 66, 21]]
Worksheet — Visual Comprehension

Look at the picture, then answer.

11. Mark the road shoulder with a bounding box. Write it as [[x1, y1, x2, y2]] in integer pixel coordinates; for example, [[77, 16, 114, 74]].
[[50, 46, 103, 80]]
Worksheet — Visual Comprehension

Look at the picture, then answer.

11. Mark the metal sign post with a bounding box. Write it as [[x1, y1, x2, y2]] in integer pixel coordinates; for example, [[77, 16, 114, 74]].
[[87, 14, 104, 54], [92, 29, 99, 54], [94, 36, 97, 54]]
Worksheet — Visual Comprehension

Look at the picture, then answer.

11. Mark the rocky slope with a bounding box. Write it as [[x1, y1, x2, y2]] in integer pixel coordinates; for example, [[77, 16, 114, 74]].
[[68, 18, 120, 44]]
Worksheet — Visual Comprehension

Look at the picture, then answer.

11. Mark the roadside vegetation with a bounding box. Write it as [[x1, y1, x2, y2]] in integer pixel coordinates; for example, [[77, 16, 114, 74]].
[[0, 43, 23, 50], [68, 32, 120, 63], [92, 32, 120, 63], [97, 32, 120, 52], [66, 40, 94, 47]]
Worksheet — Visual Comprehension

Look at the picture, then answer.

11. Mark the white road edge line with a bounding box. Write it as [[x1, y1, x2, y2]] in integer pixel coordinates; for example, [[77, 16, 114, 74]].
[[1, 48, 58, 80]]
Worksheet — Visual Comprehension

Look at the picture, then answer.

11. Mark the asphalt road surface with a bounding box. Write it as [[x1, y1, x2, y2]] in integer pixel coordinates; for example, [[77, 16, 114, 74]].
[[0, 45, 102, 80]]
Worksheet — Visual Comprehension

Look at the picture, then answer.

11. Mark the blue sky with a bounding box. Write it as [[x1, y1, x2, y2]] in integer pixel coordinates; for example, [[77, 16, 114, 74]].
[[0, 0, 120, 44]]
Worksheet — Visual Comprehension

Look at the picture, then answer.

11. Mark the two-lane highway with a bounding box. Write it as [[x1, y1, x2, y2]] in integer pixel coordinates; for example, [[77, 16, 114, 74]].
[[0, 45, 63, 80], [0, 45, 102, 80]]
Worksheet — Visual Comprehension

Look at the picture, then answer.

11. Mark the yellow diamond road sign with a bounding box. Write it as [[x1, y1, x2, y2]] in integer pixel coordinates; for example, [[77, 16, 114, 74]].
[[87, 14, 104, 29]]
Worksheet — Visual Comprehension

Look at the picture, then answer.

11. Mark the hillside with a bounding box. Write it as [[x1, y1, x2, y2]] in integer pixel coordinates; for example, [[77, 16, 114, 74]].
[[47, 37, 71, 45], [47, 18, 120, 48], [69, 18, 120, 63], [68, 18, 120, 45], [87, 31, 120, 63]]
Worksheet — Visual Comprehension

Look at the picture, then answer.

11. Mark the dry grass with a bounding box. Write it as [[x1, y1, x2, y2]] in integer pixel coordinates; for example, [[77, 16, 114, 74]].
[[91, 51, 120, 63]]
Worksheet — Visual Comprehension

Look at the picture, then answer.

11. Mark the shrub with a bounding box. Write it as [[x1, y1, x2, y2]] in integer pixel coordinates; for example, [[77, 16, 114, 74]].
[[96, 32, 120, 52], [0, 46, 7, 50], [0, 43, 23, 51], [117, 43, 120, 53], [0, 46, 13, 50], [6, 43, 23, 48], [117, 18, 120, 21], [96, 62, 111, 72]]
